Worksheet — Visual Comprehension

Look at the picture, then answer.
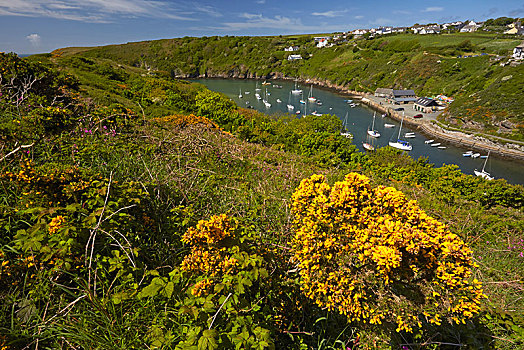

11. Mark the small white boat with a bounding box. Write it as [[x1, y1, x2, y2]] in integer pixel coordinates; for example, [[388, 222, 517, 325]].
[[404, 133, 415, 139], [244, 91, 250, 95], [474, 151, 493, 180], [431, 143, 441, 147], [472, 153, 480, 158], [425, 139, 434, 144], [239, 88, 243, 98], [367, 112, 381, 138], [341, 112, 352, 138], [363, 142, 375, 151], [291, 80, 302, 94], [276, 98, 282, 103], [389, 116, 412, 151], [384, 123, 395, 128], [264, 101, 271, 108], [316, 100, 323, 106], [255, 93, 261, 100], [299, 99, 306, 104], [381, 113, 387, 118], [295, 110, 301, 115], [307, 85, 317, 102], [350, 103, 357, 108], [463, 151, 473, 157], [311, 111, 323, 116], [480, 155, 488, 159], [287, 104, 294, 110], [437, 146, 447, 149]]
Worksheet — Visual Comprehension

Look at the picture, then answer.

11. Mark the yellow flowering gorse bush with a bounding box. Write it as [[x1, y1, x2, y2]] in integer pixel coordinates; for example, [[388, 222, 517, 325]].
[[291, 173, 484, 332]]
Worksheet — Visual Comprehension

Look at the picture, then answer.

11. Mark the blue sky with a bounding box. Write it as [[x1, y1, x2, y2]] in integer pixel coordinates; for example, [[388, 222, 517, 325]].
[[1, 0, 523, 54]]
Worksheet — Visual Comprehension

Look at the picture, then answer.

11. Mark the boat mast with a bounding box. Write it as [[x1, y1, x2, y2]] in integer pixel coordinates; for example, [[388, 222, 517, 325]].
[[397, 115, 403, 140], [482, 151, 490, 172]]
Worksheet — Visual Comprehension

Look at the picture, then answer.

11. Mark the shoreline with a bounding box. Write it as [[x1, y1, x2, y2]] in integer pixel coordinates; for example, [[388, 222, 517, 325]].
[[185, 74, 524, 162]]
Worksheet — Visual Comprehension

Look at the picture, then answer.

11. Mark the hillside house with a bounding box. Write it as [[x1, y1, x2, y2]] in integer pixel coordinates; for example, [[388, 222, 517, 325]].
[[513, 41, 524, 60], [460, 21, 481, 32], [442, 21, 464, 31], [375, 88, 417, 104], [284, 46, 299, 52], [504, 22, 523, 35], [419, 25, 441, 34], [316, 38, 329, 48], [287, 54, 303, 61], [351, 29, 369, 36], [413, 97, 439, 113]]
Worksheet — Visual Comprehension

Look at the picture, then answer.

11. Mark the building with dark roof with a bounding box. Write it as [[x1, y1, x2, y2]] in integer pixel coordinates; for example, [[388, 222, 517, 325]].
[[375, 88, 417, 103], [413, 97, 439, 113]]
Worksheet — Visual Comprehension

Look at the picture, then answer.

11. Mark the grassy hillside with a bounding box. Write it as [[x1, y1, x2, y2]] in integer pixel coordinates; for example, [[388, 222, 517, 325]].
[[1, 52, 524, 349], [58, 32, 524, 142]]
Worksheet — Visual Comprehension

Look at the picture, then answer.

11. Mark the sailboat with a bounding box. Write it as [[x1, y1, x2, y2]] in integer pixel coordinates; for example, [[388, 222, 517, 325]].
[[239, 88, 243, 98], [263, 88, 271, 108], [367, 112, 381, 138], [388, 115, 412, 151], [474, 151, 494, 180], [307, 85, 317, 102], [340, 112, 353, 138], [287, 91, 295, 110], [291, 80, 302, 94]]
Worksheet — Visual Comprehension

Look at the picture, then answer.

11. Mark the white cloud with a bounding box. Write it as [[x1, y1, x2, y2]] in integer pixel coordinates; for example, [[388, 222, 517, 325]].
[[369, 18, 395, 26], [216, 13, 342, 33], [312, 10, 348, 18], [255, 0, 266, 4], [0, 0, 195, 22], [423, 7, 443, 12], [354, 15, 364, 19], [26, 33, 41, 46], [194, 4, 222, 18]]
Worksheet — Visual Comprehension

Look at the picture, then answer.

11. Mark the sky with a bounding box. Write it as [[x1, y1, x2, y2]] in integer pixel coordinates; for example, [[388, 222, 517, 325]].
[[1, 0, 523, 54]]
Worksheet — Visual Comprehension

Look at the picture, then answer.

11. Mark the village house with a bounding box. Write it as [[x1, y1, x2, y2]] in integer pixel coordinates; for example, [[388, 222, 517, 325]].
[[316, 38, 329, 48], [287, 54, 302, 61], [413, 97, 439, 113], [504, 22, 523, 35], [460, 20, 481, 32], [284, 46, 299, 52], [351, 29, 369, 36], [513, 41, 524, 60], [375, 88, 418, 104], [442, 21, 464, 31]]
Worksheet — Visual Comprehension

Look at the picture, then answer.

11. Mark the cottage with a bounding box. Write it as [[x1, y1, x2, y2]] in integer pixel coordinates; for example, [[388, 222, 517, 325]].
[[284, 46, 299, 52], [460, 20, 480, 32], [386, 90, 417, 104], [374, 88, 392, 97], [316, 38, 329, 48], [513, 41, 524, 60], [413, 97, 439, 113], [287, 54, 302, 61]]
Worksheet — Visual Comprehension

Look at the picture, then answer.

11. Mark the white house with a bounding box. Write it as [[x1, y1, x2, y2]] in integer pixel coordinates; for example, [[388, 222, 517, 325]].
[[316, 38, 329, 48], [351, 29, 369, 36], [460, 21, 480, 32], [284, 46, 299, 52], [513, 41, 524, 60], [287, 54, 302, 61]]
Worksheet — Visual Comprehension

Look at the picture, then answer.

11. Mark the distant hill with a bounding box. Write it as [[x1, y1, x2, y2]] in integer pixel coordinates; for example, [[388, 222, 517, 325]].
[[52, 32, 524, 142]]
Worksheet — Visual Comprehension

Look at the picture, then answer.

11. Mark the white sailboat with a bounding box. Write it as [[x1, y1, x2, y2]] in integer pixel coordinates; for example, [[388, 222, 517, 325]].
[[239, 88, 242, 98], [307, 85, 317, 102], [367, 112, 381, 138], [263, 88, 271, 108], [388, 115, 412, 151], [287, 91, 294, 110], [474, 151, 494, 180], [340, 112, 353, 138], [291, 80, 302, 95]]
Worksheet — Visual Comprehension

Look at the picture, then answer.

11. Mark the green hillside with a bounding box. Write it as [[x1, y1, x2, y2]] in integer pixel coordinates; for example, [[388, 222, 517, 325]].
[[56, 32, 524, 141], [1, 51, 524, 349]]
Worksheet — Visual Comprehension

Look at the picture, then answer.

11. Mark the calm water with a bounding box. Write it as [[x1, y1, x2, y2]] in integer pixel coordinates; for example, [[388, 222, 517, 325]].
[[192, 78, 524, 185]]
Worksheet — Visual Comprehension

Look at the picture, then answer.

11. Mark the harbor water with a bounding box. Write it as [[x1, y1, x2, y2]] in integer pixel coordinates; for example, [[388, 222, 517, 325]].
[[192, 78, 524, 185]]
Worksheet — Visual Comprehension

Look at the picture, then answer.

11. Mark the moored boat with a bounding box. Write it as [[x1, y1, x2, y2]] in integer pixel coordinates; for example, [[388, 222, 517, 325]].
[[431, 143, 441, 147], [384, 123, 395, 128], [425, 139, 434, 144]]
